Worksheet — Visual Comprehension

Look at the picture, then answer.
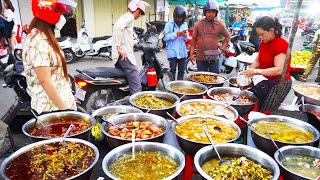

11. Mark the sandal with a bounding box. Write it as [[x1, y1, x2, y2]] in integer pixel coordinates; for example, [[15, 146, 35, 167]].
[[297, 75, 307, 82]]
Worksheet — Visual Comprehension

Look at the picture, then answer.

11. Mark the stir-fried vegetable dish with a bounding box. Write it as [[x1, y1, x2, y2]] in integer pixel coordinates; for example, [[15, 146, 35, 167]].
[[189, 74, 225, 84], [28, 118, 91, 138], [211, 92, 254, 105], [175, 118, 238, 143], [109, 150, 178, 180], [133, 94, 173, 109], [281, 155, 320, 179], [294, 86, 320, 100], [178, 102, 235, 120], [169, 85, 203, 94], [202, 157, 272, 180], [108, 120, 164, 139], [5, 142, 95, 180], [252, 121, 314, 143]]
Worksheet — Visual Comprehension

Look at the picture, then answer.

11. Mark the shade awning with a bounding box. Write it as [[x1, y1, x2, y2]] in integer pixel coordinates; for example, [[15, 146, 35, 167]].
[[167, 0, 224, 6]]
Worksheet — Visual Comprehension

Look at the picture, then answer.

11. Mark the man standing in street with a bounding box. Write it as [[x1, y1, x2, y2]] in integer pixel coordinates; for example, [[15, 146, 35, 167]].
[[189, 0, 230, 73], [163, 5, 189, 80], [112, 0, 150, 94]]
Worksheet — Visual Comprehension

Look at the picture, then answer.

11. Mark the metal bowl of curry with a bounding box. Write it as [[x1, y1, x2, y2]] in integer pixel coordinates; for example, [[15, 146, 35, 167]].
[[129, 91, 180, 117], [293, 83, 320, 106], [22, 111, 96, 142], [101, 113, 169, 149], [175, 99, 238, 122], [194, 143, 280, 180], [207, 87, 258, 115], [0, 138, 99, 180], [187, 71, 227, 87], [249, 115, 320, 156], [173, 115, 241, 155], [166, 80, 208, 101]]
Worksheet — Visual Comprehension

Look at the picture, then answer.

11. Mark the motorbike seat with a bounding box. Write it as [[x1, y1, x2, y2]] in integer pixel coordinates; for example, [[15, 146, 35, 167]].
[[83, 67, 126, 79], [239, 41, 255, 48], [56, 37, 68, 42], [92, 36, 111, 44]]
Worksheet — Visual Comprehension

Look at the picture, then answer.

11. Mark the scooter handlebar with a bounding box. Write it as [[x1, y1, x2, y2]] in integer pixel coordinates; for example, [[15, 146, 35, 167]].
[[76, 69, 83, 74], [134, 43, 160, 53]]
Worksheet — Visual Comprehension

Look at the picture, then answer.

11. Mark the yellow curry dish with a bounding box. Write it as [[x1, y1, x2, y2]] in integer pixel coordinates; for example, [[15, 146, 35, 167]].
[[252, 121, 314, 143], [189, 74, 225, 84], [133, 94, 173, 109], [175, 118, 238, 143], [169, 85, 203, 94]]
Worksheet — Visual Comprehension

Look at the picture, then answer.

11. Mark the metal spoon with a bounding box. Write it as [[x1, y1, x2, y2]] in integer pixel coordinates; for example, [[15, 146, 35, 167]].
[[166, 112, 182, 126], [104, 120, 135, 129], [31, 109, 45, 127], [204, 129, 230, 166], [132, 130, 135, 159], [239, 116, 287, 160], [146, 104, 156, 113], [301, 96, 305, 112], [60, 124, 74, 144]]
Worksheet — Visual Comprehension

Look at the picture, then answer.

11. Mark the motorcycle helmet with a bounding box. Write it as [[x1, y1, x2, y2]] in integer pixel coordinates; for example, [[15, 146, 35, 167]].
[[32, 0, 77, 25], [173, 5, 187, 26], [203, 0, 219, 17], [128, 0, 150, 15]]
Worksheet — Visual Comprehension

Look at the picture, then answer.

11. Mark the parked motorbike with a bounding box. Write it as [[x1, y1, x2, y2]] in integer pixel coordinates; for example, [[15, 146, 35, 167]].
[[74, 42, 173, 113], [73, 23, 112, 60], [301, 27, 316, 37], [14, 36, 76, 63], [133, 22, 158, 51]]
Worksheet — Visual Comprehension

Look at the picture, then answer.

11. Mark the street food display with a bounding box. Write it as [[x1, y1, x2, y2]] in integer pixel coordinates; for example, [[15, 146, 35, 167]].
[[189, 74, 225, 84], [291, 51, 312, 68], [107, 121, 164, 140], [294, 85, 320, 100], [202, 157, 273, 179], [252, 121, 314, 143], [178, 102, 236, 121], [108, 150, 179, 180], [281, 155, 320, 179], [169, 85, 203, 94], [133, 94, 173, 109], [28, 118, 91, 138], [211, 92, 254, 105], [175, 118, 238, 143], [5, 142, 96, 180]]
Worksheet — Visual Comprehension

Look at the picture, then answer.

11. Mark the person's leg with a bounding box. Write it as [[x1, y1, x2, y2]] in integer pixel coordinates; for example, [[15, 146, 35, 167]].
[[117, 58, 142, 95], [9, 34, 15, 51], [196, 60, 208, 72], [209, 56, 222, 74], [314, 50, 320, 82], [177, 57, 186, 80], [169, 58, 178, 80], [300, 51, 320, 80]]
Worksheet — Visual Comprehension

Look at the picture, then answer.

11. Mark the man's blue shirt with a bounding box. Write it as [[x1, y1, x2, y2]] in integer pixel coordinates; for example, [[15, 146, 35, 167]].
[[163, 20, 188, 59]]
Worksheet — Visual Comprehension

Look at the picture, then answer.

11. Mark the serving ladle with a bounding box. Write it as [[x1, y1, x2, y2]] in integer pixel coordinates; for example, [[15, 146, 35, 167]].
[[166, 112, 182, 126], [60, 124, 74, 144], [132, 130, 136, 159], [204, 129, 230, 166], [238, 116, 287, 160], [31, 109, 45, 127]]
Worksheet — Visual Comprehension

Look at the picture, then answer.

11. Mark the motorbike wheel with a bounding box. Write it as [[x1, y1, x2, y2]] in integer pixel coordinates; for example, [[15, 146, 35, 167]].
[[82, 88, 118, 113], [185, 57, 197, 74], [64, 48, 76, 63], [14, 49, 22, 61], [157, 68, 173, 91], [75, 49, 85, 58]]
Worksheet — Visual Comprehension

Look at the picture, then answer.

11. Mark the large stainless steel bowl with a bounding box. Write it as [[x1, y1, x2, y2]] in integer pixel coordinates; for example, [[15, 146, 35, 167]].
[[228, 77, 252, 89], [101, 113, 169, 149], [91, 105, 143, 118], [293, 83, 320, 105], [207, 87, 258, 115], [298, 104, 320, 134], [166, 80, 208, 101], [22, 111, 96, 141], [129, 91, 180, 117], [274, 145, 320, 180], [175, 99, 239, 122], [195, 144, 280, 180], [173, 115, 241, 156], [187, 71, 227, 87], [102, 142, 185, 180], [250, 115, 320, 156], [0, 138, 99, 180]]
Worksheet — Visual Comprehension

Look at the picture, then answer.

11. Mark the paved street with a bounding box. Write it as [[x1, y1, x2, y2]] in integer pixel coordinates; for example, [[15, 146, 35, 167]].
[[0, 28, 316, 179]]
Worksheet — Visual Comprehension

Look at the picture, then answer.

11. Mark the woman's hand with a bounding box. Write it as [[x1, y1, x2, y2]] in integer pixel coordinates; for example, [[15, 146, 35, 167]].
[[241, 68, 261, 77]]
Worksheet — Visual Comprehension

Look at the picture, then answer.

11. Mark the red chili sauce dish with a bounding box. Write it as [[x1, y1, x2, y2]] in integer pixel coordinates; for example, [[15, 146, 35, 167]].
[[28, 119, 92, 138], [5, 142, 95, 180]]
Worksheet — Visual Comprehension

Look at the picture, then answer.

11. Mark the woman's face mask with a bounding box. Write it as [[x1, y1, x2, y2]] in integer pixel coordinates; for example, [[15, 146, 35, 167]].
[[55, 15, 67, 30]]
